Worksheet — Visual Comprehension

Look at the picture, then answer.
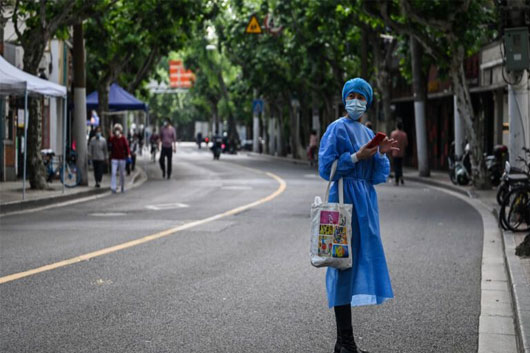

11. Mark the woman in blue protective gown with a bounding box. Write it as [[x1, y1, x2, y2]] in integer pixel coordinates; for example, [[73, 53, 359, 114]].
[[318, 78, 399, 353]]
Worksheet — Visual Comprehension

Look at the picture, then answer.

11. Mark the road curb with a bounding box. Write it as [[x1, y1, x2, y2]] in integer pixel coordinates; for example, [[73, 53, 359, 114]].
[[404, 174, 474, 198], [0, 166, 148, 216], [245, 152, 312, 166], [504, 231, 530, 353]]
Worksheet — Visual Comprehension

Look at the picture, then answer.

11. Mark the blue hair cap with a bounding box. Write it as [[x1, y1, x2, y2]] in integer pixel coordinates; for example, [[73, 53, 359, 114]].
[[342, 78, 373, 107]]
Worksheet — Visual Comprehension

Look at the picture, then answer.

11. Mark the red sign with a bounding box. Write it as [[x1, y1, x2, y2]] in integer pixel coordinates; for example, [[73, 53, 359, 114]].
[[169, 60, 195, 89]]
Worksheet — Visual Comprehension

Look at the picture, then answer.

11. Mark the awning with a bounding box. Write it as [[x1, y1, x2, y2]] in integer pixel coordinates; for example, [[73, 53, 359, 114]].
[[86, 83, 147, 111], [0, 55, 66, 97]]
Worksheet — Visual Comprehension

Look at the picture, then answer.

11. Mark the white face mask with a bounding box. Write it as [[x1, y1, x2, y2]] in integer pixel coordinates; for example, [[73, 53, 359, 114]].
[[345, 99, 367, 120]]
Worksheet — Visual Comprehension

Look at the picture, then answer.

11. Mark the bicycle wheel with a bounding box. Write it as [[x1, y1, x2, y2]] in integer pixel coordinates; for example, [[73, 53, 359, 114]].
[[506, 187, 530, 232], [500, 187, 518, 230], [60, 163, 81, 188], [496, 182, 509, 206]]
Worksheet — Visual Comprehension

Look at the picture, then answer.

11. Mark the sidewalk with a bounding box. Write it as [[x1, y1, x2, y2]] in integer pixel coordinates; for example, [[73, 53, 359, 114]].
[[0, 163, 147, 215], [404, 168, 530, 353]]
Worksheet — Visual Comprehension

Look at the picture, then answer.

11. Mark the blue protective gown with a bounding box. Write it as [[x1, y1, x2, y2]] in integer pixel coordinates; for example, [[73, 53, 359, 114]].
[[318, 117, 394, 308]]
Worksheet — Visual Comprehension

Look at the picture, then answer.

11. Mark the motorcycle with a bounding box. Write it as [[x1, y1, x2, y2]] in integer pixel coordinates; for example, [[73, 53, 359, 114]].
[[448, 142, 472, 186], [211, 135, 223, 160]]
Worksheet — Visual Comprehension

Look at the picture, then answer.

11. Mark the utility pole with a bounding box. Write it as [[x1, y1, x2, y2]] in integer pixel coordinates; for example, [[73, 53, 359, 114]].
[[410, 36, 430, 176], [502, 0, 529, 169], [73, 23, 88, 185]]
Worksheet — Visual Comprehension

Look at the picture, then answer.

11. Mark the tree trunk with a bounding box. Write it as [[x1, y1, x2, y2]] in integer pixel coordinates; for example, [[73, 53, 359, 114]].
[[371, 31, 394, 134], [22, 41, 49, 189], [288, 102, 303, 159], [450, 46, 489, 189], [98, 82, 111, 137], [73, 23, 88, 186], [410, 36, 430, 177], [361, 27, 368, 78], [216, 70, 239, 148], [27, 99, 47, 189], [277, 105, 286, 156]]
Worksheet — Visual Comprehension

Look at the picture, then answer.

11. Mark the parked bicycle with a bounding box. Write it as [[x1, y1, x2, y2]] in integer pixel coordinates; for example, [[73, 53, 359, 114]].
[[41, 148, 81, 188], [496, 147, 530, 206], [499, 147, 530, 232]]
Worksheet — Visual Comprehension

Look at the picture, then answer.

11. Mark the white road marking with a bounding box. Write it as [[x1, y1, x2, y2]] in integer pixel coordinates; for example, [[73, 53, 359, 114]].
[[145, 203, 190, 210], [221, 186, 253, 190], [0, 169, 286, 284]]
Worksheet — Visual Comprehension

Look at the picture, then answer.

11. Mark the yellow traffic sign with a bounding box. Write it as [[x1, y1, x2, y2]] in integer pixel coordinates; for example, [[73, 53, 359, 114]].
[[245, 15, 262, 34]]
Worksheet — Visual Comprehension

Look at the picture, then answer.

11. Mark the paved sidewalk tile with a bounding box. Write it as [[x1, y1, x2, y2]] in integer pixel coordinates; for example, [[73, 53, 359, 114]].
[[479, 333, 518, 353]]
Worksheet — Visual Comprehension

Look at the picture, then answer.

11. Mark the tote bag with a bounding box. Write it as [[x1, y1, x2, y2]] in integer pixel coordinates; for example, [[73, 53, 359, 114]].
[[310, 160, 353, 270]]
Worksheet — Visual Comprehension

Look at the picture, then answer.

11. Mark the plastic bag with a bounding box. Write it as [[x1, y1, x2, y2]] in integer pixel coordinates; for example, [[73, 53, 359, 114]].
[[310, 160, 353, 270]]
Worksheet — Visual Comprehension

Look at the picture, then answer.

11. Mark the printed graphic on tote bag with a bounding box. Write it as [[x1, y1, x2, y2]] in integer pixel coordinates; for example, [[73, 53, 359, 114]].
[[318, 236, 332, 257], [332, 244, 349, 258], [333, 226, 347, 244], [339, 214, 347, 226], [319, 224, 335, 236], [320, 211, 339, 225]]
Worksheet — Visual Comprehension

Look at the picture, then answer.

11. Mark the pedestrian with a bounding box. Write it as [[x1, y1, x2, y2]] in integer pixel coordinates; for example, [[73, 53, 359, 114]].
[[126, 134, 138, 175], [307, 129, 318, 166], [88, 126, 107, 188], [318, 77, 399, 353], [108, 123, 131, 193], [150, 128, 160, 162], [159, 118, 176, 179], [390, 120, 408, 186], [197, 132, 203, 149], [364, 120, 373, 131]]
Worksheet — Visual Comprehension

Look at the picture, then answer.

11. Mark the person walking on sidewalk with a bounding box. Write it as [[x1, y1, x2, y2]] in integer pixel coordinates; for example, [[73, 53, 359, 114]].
[[126, 134, 138, 176], [159, 118, 176, 179], [390, 120, 408, 186], [108, 123, 131, 193], [88, 127, 107, 188], [319, 77, 399, 353]]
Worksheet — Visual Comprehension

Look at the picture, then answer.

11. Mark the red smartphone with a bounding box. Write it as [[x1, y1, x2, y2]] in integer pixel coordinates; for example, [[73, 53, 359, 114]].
[[366, 132, 386, 148]]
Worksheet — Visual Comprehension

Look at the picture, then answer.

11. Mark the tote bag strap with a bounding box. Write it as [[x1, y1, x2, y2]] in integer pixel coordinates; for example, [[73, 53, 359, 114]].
[[324, 160, 344, 205]]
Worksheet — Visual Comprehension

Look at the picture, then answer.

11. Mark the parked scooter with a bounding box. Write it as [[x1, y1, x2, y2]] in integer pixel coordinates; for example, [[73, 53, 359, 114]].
[[448, 141, 472, 186], [485, 145, 508, 187]]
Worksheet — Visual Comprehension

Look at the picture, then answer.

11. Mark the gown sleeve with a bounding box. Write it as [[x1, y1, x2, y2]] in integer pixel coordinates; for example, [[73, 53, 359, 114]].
[[371, 151, 390, 185], [318, 122, 357, 181]]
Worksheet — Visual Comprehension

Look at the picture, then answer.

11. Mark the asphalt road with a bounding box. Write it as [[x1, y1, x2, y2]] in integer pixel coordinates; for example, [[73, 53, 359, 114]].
[[0, 144, 483, 353]]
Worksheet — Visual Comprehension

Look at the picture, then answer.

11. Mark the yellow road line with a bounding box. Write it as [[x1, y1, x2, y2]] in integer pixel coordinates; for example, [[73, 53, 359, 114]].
[[0, 171, 287, 285]]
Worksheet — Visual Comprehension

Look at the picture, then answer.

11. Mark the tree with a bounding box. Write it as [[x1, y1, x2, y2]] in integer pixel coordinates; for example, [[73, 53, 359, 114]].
[[85, 0, 202, 137], [363, 0, 498, 188], [12, 0, 108, 189]]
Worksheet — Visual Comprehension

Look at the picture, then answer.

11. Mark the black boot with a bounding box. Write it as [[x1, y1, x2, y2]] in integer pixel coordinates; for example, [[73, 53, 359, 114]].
[[334, 305, 369, 353], [334, 326, 342, 353], [339, 331, 369, 353]]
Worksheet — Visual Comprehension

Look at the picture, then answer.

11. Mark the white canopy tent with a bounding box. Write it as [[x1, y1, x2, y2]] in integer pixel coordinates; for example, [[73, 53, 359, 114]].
[[0, 55, 67, 199]]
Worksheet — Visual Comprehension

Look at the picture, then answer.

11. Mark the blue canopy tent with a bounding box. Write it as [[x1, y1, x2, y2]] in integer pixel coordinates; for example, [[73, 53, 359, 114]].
[[86, 83, 148, 139], [86, 83, 147, 111]]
